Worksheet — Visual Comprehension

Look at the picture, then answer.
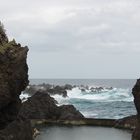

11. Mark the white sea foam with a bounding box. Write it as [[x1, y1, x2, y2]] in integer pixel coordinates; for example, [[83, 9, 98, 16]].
[[51, 94, 69, 106], [22, 86, 135, 119], [20, 93, 30, 102], [80, 111, 98, 118], [65, 87, 133, 102]]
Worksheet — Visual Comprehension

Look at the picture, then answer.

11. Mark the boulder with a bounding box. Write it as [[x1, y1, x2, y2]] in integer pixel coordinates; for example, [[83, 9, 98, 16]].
[[18, 91, 59, 120], [19, 91, 84, 120]]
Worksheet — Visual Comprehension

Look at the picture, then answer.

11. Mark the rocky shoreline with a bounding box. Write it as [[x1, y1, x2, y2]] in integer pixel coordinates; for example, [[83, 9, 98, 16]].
[[0, 22, 140, 140], [23, 83, 114, 98], [31, 116, 136, 130]]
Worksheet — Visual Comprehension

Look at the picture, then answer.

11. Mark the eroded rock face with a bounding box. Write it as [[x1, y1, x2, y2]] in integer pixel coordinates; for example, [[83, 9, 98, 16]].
[[19, 91, 84, 120], [132, 79, 140, 140], [132, 79, 140, 115], [0, 23, 33, 140], [0, 39, 29, 129]]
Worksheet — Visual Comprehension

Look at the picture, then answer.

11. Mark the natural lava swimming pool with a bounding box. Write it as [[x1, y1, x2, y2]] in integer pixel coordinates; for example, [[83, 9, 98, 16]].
[[36, 126, 132, 140]]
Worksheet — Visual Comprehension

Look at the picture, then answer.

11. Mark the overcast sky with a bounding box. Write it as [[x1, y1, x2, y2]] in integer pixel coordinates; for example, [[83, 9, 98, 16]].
[[0, 0, 140, 79]]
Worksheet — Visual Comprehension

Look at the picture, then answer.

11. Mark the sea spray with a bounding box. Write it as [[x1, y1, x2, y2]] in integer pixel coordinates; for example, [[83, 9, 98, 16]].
[[22, 83, 136, 119], [51, 87, 136, 119]]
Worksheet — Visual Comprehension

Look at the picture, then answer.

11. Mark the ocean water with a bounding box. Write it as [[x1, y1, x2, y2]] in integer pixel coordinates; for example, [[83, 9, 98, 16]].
[[36, 126, 131, 140], [30, 79, 136, 88], [28, 79, 137, 119]]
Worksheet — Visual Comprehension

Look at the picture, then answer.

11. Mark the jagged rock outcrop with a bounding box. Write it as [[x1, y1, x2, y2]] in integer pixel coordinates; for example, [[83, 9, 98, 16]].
[[0, 38, 29, 129], [47, 85, 68, 97], [0, 23, 33, 140], [19, 91, 59, 120], [19, 91, 84, 120], [24, 84, 73, 97], [132, 79, 140, 140]]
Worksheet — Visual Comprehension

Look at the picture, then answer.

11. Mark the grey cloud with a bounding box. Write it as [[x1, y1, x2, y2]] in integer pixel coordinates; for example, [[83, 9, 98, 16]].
[[1, 0, 140, 78]]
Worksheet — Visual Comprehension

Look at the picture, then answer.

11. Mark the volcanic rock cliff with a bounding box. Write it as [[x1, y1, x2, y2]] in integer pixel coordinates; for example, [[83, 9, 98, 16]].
[[132, 79, 140, 140], [0, 23, 33, 139]]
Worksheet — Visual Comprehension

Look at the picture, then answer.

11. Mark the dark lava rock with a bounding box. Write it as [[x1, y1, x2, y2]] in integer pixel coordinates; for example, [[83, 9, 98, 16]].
[[81, 88, 86, 92], [18, 91, 59, 120], [19, 91, 84, 120], [0, 119, 33, 140], [58, 105, 84, 120], [63, 84, 73, 90], [132, 79, 140, 114], [0, 23, 33, 140], [132, 79, 140, 140], [24, 84, 73, 97], [0, 38, 29, 129], [47, 87, 68, 97], [115, 115, 137, 130]]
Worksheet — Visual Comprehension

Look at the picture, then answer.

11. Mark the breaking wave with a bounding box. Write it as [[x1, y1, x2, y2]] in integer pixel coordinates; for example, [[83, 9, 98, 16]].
[[52, 87, 133, 104]]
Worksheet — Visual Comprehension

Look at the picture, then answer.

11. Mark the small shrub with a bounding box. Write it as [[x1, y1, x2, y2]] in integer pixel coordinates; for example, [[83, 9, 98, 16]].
[[0, 21, 8, 45]]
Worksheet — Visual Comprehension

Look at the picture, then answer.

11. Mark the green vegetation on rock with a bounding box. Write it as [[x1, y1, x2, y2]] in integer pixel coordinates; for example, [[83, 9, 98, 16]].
[[0, 21, 17, 54], [0, 21, 8, 45], [0, 40, 17, 54]]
